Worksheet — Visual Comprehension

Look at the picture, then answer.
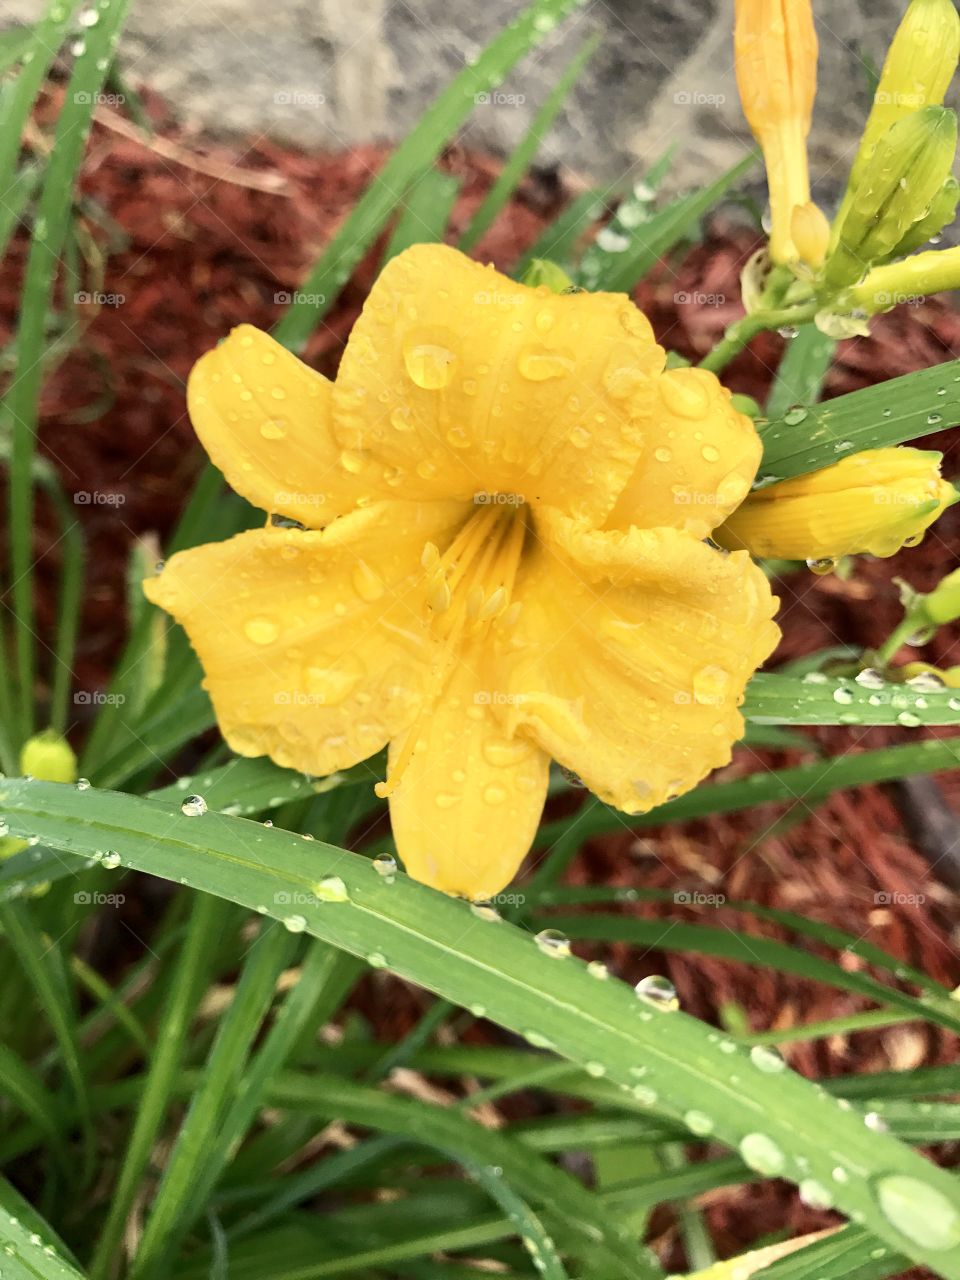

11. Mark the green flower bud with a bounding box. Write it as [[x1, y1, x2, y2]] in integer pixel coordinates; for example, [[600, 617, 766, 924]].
[[886, 175, 960, 259], [825, 106, 958, 290], [832, 0, 960, 245], [520, 259, 576, 294], [921, 565, 960, 625], [847, 244, 960, 311], [19, 729, 77, 784]]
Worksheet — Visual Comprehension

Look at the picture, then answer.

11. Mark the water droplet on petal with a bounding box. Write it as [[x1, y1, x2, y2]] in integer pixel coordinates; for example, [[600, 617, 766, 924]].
[[403, 333, 457, 389], [245, 617, 279, 645], [517, 344, 575, 382]]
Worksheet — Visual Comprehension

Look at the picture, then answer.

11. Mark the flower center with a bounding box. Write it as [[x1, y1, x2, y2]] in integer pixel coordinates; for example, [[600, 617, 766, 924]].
[[375, 499, 528, 798]]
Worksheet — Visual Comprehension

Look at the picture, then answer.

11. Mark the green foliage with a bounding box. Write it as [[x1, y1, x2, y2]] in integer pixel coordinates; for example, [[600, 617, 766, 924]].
[[3, 0, 960, 1276]]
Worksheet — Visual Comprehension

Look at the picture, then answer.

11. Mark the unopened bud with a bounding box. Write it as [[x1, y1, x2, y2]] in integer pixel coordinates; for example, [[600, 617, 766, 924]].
[[790, 201, 831, 266], [20, 729, 77, 784], [825, 106, 958, 289], [520, 259, 576, 294]]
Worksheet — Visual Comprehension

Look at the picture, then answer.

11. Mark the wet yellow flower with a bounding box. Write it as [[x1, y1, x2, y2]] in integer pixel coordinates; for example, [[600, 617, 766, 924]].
[[717, 447, 956, 561], [144, 245, 779, 899], [734, 0, 818, 262]]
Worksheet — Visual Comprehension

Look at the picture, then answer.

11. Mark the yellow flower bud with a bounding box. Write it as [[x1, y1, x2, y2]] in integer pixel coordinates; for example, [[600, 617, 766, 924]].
[[825, 106, 957, 290], [716, 447, 957, 561], [790, 201, 831, 265], [19, 729, 77, 784], [735, 0, 817, 262]]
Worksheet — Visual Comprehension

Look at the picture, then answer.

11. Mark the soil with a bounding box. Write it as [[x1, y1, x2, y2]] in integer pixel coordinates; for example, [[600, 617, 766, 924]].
[[4, 83, 959, 1270]]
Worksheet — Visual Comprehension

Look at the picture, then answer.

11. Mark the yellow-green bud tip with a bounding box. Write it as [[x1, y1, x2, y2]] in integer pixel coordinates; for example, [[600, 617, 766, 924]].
[[19, 730, 78, 784]]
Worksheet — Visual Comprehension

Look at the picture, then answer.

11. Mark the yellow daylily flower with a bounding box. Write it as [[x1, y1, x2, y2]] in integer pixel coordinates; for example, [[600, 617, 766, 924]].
[[717, 447, 956, 562], [734, 0, 817, 262], [144, 244, 780, 900]]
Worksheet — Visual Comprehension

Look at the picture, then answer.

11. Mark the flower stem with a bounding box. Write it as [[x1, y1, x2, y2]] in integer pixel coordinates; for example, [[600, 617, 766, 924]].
[[699, 303, 818, 375]]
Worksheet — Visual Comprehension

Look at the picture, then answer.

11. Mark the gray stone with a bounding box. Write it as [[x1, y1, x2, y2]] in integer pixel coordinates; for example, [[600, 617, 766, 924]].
[[5, 0, 956, 198]]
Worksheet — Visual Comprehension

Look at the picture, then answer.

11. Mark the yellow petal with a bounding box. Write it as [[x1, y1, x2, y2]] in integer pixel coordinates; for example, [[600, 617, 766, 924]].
[[331, 243, 665, 523], [188, 325, 364, 527], [716, 448, 957, 560], [605, 367, 761, 537], [143, 500, 466, 774], [499, 509, 780, 814], [387, 643, 550, 900]]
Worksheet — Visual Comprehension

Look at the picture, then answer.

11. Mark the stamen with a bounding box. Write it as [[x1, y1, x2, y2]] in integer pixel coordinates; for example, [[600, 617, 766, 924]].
[[376, 501, 529, 799]]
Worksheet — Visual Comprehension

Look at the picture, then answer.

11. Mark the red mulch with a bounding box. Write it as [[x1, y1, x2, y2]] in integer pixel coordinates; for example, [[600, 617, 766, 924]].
[[4, 84, 960, 1269]]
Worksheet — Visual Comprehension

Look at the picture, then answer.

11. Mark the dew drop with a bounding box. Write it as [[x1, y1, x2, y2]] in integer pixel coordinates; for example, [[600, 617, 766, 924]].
[[897, 710, 922, 727], [685, 1110, 715, 1136], [283, 915, 307, 933], [806, 557, 836, 575], [634, 974, 679, 1011], [403, 334, 457, 389], [587, 959, 609, 979], [832, 686, 855, 705], [244, 617, 279, 645], [75, 777, 91, 791], [372, 853, 397, 879], [874, 1173, 960, 1249], [864, 1110, 888, 1132], [352, 559, 385, 603], [534, 928, 571, 959], [180, 794, 207, 817], [101, 851, 121, 870], [312, 875, 348, 903], [783, 405, 808, 425], [749, 1045, 786, 1073], [799, 1178, 834, 1209], [517, 344, 575, 382], [854, 667, 885, 690], [739, 1132, 786, 1175], [470, 900, 502, 923]]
